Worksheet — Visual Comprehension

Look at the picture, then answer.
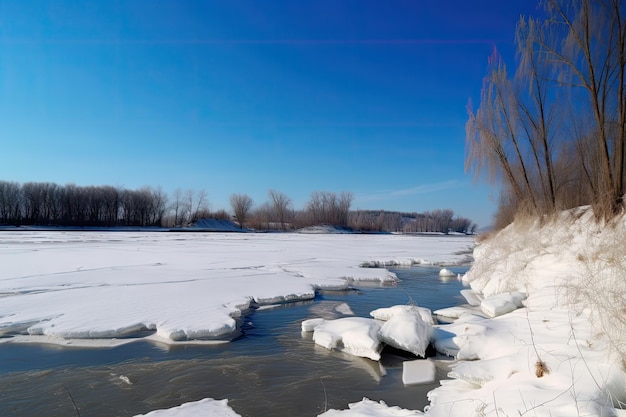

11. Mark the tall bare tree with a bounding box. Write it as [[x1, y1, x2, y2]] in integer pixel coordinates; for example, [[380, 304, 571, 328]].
[[467, 0, 626, 224], [466, 49, 538, 213], [190, 189, 209, 223], [538, 0, 626, 214], [516, 16, 558, 211]]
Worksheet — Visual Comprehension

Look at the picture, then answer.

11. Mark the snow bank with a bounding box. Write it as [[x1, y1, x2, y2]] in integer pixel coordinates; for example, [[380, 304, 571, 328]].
[[133, 398, 241, 417], [191, 218, 243, 231], [0, 232, 473, 344], [324, 208, 626, 417], [297, 225, 354, 234], [478, 292, 526, 317], [459, 289, 482, 306], [425, 208, 626, 417]]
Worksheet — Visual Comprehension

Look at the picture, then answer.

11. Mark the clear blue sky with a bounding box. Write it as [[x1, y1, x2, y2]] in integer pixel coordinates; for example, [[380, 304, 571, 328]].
[[0, 0, 543, 228]]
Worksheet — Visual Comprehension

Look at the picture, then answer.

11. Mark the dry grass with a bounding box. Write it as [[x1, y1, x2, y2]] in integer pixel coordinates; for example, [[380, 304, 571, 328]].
[[534, 360, 549, 378], [562, 217, 626, 371]]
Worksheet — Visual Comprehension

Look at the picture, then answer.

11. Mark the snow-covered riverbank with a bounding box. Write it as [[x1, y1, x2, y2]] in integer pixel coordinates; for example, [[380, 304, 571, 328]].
[[6, 215, 623, 417], [321, 208, 626, 417], [136, 208, 626, 416]]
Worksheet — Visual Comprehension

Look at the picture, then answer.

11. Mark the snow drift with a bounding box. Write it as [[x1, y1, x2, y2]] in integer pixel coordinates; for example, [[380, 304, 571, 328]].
[[425, 207, 626, 417]]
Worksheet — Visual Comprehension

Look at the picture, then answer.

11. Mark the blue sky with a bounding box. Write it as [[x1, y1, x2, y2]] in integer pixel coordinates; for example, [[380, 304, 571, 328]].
[[0, 1, 543, 227]]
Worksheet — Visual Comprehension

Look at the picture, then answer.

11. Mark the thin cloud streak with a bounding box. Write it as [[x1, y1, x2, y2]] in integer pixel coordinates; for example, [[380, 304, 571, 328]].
[[355, 180, 462, 204], [0, 37, 505, 46]]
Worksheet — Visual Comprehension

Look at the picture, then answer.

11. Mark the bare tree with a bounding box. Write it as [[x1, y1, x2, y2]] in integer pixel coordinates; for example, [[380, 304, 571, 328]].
[[306, 191, 354, 227], [467, 0, 626, 225], [466, 49, 539, 214], [230, 193, 254, 229], [268, 189, 292, 230], [190, 189, 209, 223], [170, 188, 185, 226], [535, 0, 626, 215], [516, 16, 558, 211], [249, 202, 273, 230], [0, 181, 21, 224]]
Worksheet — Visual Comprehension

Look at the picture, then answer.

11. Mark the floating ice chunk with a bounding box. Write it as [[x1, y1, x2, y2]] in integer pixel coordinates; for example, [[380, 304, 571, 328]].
[[133, 398, 241, 417], [302, 318, 326, 332], [319, 397, 424, 416], [312, 317, 383, 361], [480, 293, 526, 317], [439, 268, 456, 277], [402, 359, 436, 385], [460, 289, 483, 306], [370, 305, 434, 325], [377, 308, 433, 357], [119, 375, 132, 385], [335, 303, 355, 316], [309, 301, 355, 320]]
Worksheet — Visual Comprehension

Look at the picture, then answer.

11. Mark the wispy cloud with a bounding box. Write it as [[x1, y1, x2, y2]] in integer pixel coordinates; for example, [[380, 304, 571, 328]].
[[355, 180, 462, 204], [0, 38, 504, 45]]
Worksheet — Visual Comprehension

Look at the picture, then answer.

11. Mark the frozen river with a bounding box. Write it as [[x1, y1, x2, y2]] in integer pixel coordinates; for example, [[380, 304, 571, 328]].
[[0, 265, 468, 417], [0, 231, 474, 416]]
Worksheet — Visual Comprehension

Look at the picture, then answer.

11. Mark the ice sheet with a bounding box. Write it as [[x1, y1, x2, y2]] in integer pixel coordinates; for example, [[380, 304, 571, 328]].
[[0, 232, 473, 344]]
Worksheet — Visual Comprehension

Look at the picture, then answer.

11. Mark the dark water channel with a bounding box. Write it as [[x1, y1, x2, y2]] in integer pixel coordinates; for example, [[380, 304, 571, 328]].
[[0, 266, 469, 417]]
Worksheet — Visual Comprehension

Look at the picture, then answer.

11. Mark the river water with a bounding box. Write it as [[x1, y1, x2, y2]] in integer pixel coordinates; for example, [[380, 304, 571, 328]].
[[0, 265, 469, 417]]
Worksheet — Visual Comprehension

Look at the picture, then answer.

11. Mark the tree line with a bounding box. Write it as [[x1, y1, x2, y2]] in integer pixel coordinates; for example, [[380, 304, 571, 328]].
[[0, 181, 168, 227], [466, 0, 626, 228], [350, 209, 476, 234], [0, 180, 475, 233]]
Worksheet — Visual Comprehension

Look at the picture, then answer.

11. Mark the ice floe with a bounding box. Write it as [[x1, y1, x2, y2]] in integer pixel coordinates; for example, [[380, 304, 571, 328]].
[[402, 359, 436, 385], [376, 308, 432, 358], [132, 398, 241, 417], [438, 268, 455, 277], [0, 232, 473, 345], [308, 317, 383, 361], [319, 398, 424, 416]]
